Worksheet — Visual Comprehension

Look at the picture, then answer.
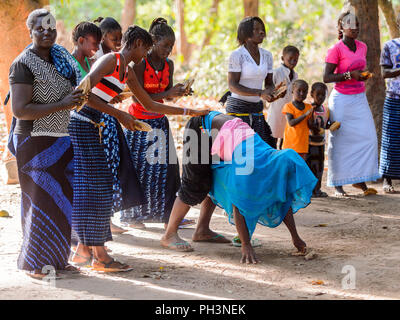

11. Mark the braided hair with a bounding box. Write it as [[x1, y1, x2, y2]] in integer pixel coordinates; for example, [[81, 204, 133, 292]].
[[72, 21, 102, 44], [122, 25, 153, 49], [149, 17, 175, 42], [94, 17, 121, 36]]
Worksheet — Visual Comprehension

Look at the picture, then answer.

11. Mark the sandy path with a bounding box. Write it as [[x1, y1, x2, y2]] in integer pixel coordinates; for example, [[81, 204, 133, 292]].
[[1, 177, 400, 300]]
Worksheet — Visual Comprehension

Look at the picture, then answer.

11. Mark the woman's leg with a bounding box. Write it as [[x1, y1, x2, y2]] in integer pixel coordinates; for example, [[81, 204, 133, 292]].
[[283, 207, 306, 253], [192, 196, 230, 243], [233, 205, 258, 264], [383, 176, 394, 193], [161, 197, 193, 251]]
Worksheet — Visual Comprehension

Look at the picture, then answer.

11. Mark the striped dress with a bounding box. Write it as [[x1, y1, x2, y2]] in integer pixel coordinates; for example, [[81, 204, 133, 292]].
[[379, 39, 400, 179], [70, 53, 144, 246], [9, 49, 74, 272], [120, 59, 180, 224]]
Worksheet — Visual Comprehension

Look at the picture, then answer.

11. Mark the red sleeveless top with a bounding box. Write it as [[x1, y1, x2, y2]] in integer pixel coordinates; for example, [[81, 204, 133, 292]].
[[92, 53, 128, 102], [129, 58, 169, 119]]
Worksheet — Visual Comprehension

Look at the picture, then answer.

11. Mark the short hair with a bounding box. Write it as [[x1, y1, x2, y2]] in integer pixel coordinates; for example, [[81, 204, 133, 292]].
[[293, 79, 309, 90], [237, 16, 265, 45], [337, 11, 358, 40], [122, 25, 153, 49], [72, 21, 102, 44], [94, 17, 121, 35], [149, 17, 175, 42], [26, 9, 52, 30], [311, 82, 327, 94], [282, 45, 300, 56]]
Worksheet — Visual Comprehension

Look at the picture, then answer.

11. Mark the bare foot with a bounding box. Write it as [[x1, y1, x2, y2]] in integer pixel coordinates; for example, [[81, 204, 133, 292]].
[[161, 233, 194, 252], [110, 221, 128, 234], [293, 237, 307, 253], [192, 229, 230, 243]]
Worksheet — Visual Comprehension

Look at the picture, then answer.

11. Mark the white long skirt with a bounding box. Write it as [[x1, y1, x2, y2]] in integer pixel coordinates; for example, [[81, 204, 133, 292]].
[[327, 89, 380, 187]]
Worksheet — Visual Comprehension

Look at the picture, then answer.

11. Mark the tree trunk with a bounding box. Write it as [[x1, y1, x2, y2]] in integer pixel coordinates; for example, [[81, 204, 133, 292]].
[[201, 0, 220, 49], [348, 0, 386, 146], [378, 0, 400, 39], [121, 0, 136, 32], [243, 0, 259, 17], [0, 0, 48, 184], [175, 0, 192, 64]]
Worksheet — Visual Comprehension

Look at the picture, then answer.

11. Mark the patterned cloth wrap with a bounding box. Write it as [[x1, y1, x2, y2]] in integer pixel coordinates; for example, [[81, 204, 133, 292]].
[[8, 43, 81, 155]]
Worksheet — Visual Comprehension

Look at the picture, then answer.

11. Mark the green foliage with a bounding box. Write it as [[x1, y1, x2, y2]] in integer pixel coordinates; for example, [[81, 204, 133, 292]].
[[50, 0, 395, 98]]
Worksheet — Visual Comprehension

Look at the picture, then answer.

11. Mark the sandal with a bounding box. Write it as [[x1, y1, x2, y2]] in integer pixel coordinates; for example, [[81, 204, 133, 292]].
[[232, 236, 262, 247], [383, 185, 395, 194], [70, 252, 92, 268], [334, 191, 349, 198], [178, 219, 196, 229], [363, 188, 378, 196], [161, 240, 194, 252], [91, 259, 133, 273]]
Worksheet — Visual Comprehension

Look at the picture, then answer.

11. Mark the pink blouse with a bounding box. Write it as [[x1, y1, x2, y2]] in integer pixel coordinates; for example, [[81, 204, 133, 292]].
[[325, 40, 367, 95], [211, 118, 255, 162]]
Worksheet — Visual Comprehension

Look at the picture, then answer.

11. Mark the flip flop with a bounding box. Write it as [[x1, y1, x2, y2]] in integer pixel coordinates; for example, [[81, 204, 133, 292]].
[[383, 185, 395, 194], [192, 234, 230, 243], [178, 219, 196, 229], [70, 252, 92, 268], [363, 188, 378, 196], [334, 191, 349, 198], [232, 236, 262, 248], [162, 240, 194, 252], [91, 259, 133, 273]]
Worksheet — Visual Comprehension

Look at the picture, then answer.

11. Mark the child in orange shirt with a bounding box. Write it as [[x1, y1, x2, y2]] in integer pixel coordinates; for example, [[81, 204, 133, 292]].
[[282, 79, 313, 159]]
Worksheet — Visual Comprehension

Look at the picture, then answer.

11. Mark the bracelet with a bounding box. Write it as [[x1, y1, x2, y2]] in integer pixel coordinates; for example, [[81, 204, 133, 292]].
[[183, 108, 188, 116], [344, 71, 352, 81]]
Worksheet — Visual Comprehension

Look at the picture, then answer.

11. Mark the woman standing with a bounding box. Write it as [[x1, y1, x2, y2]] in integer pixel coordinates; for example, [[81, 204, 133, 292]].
[[379, 14, 400, 193], [9, 9, 85, 279], [70, 25, 208, 272], [227, 16, 276, 148], [323, 11, 380, 197], [119, 18, 193, 229]]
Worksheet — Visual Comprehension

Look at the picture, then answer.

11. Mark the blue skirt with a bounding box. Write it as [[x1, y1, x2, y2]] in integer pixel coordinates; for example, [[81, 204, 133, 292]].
[[208, 120, 317, 237], [379, 96, 400, 179], [69, 107, 145, 246], [14, 134, 73, 271], [120, 116, 180, 223]]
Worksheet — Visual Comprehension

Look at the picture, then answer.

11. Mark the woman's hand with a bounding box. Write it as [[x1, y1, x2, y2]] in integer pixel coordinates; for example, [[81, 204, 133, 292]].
[[260, 89, 274, 103], [187, 108, 210, 116], [167, 84, 187, 99], [240, 244, 259, 264], [117, 111, 139, 131], [350, 70, 368, 81], [61, 89, 85, 109]]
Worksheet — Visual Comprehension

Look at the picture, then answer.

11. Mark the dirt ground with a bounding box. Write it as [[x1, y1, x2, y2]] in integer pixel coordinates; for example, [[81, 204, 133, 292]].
[[1, 171, 400, 300]]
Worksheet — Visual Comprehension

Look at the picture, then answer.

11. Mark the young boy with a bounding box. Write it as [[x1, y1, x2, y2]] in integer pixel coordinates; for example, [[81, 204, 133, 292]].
[[267, 45, 300, 149], [282, 79, 313, 160], [306, 82, 340, 198]]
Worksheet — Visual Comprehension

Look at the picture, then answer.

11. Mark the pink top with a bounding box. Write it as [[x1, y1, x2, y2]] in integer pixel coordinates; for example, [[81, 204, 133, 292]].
[[211, 118, 255, 162], [325, 40, 367, 95]]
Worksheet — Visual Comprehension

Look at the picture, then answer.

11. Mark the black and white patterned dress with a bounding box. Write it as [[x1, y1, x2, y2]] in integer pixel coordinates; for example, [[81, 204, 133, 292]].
[[9, 49, 74, 272]]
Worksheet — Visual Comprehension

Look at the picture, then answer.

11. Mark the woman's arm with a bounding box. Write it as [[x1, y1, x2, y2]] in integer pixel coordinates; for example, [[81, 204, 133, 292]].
[[11, 83, 84, 120], [323, 62, 366, 83], [381, 65, 400, 79], [233, 205, 258, 264], [126, 67, 207, 116], [228, 71, 263, 97]]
